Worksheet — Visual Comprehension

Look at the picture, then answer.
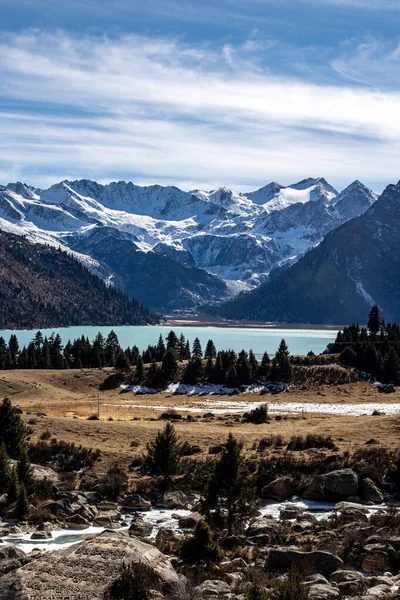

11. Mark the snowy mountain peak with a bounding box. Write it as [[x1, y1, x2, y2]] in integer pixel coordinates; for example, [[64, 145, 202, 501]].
[[246, 182, 286, 205], [5, 182, 38, 199]]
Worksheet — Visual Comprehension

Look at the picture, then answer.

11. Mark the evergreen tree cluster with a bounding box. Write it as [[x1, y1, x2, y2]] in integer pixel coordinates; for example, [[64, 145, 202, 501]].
[[328, 306, 400, 384], [0, 327, 294, 388]]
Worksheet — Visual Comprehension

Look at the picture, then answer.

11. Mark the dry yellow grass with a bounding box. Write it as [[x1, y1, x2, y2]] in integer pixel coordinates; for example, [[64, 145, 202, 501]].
[[1, 368, 399, 473]]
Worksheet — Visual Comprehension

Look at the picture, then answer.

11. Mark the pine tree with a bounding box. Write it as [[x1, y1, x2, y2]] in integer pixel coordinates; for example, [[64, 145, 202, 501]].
[[156, 335, 166, 361], [15, 483, 29, 520], [143, 422, 183, 488], [105, 331, 120, 366], [368, 305, 381, 336], [204, 339, 217, 359], [8, 334, 19, 368], [115, 349, 131, 373], [226, 365, 239, 388], [248, 349, 258, 376], [203, 433, 258, 535], [7, 467, 19, 504], [135, 355, 144, 383], [162, 348, 178, 381], [0, 442, 11, 494], [0, 397, 27, 459], [258, 352, 270, 377], [184, 340, 191, 360], [275, 339, 290, 363], [17, 445, 33, 491], [177, 333, 186, 359], [166, 330, 179, 351], [192, 337, 203, 359], [181, 519, 223, 566]]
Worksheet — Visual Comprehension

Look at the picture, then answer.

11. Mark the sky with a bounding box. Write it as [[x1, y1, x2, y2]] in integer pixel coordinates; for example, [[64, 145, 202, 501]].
[[1, 0, 400, 193]]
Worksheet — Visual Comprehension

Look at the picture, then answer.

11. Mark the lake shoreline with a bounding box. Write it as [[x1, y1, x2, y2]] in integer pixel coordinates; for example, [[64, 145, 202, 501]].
[[164, 314, 343, 330]]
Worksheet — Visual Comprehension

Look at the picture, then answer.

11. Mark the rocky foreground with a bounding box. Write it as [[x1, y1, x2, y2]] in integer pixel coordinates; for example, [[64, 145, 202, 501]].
[[0, 465, 399, 599]]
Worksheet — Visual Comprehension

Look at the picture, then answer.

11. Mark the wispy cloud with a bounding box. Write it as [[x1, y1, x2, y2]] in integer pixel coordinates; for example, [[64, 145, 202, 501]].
[[332, 38, 400, 88], [0, 30, 400, 190]]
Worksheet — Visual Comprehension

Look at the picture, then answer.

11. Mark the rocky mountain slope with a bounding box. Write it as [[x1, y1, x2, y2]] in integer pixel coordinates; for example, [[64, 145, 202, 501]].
[[0, 230, 158, 329], [215, 181, 400, 325], [0, 177, 377, 310]]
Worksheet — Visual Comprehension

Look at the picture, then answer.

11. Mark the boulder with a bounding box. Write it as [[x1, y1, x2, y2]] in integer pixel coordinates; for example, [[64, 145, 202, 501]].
[[121, 494, 151, 511], [0, 531, 180, 599], [303, 469, 359, 501], [178, 512, 202, 529], [30, 531, 52, 540], [305, 583, 341, 599], [261, 476, 295, 500], [220, 557, 248, 573], [360, 479, 384, 504], [195, 579, 231, 598], [280, 503, 304, 520], [366, 584, 393, 597], [0, 546, 30, 577], [64, 514, 91, 529], [156, 491, 189, 509], [265, 549, 343, 578], [128, 518, 153, 538]]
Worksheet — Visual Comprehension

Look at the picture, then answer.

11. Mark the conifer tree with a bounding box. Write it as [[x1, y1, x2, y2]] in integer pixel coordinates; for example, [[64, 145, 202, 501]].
[[162, 348, 178, 381], [0, 442, 11, 494], [204, 339, 217, 359], [156, 335, 166, 361], [166, 330, 179, 351], [192, 337, 203, 359], [115, 349, 131, 373], [226, 365, 239, 388], [258, 352, 270, 377], [248, 349, 258, 376], [368, 305, 381, 336], [184, 340, 191, 360], [203, 433, 258, 535], [0, 397, 27, 459], [135, 355, 144, 383], [143, 422, 183, 488], [275, 339, 290, 363], [181, 519, 223, 566]]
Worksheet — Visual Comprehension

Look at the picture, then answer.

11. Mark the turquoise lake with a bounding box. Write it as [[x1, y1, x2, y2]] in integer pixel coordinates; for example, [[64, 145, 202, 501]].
[[0, 326, 338, 358]]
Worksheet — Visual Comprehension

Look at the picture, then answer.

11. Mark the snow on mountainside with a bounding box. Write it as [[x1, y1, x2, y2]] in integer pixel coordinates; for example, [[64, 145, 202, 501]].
[[0, 177, 377, 310]]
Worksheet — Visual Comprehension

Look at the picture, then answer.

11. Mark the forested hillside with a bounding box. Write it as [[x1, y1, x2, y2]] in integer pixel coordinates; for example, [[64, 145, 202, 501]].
[[0, 231, 158, 329]]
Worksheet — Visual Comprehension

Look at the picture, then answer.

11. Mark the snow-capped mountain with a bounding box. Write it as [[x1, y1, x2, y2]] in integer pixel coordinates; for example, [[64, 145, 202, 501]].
[[215, 181, 400, 325], [0, 177, 377, 310]]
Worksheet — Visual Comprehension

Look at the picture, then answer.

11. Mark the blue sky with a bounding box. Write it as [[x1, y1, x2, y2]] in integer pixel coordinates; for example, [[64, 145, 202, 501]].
[[1, 0, 400, 192]]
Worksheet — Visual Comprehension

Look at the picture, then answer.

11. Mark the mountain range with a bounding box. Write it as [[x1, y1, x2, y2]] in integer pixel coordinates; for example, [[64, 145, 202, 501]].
[[216, 181, 400, 324], [0, 177, 377, 312]]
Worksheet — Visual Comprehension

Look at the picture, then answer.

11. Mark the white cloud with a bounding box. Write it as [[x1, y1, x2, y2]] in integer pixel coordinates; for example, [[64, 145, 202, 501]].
[[331, 38, 400, 87], [0, 31, 400, 191]]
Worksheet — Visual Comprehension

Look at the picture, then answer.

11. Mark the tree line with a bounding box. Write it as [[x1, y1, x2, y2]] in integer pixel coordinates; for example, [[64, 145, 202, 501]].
[[0, 329, 293, 387], [328, 305, 400, 384]]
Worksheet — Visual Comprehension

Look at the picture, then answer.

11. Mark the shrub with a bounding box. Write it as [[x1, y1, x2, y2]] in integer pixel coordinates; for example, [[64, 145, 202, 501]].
[[105, 562, 160, 600], [243, 404, 269, 424], [33, 477, 55, 501], [40, 430, 52, 441], [181, 519, 223, 566], [98, 463, 128, 499], [287, 434, 337, 451], [29, 439, 100, 472], [269, 570, 308, 600], [87, 413, 99, 420], [245, 583, 268, 600]]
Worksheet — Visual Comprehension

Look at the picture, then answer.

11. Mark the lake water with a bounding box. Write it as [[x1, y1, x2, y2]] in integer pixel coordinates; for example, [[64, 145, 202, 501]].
[[0, 326, 337, 358]]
